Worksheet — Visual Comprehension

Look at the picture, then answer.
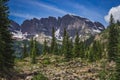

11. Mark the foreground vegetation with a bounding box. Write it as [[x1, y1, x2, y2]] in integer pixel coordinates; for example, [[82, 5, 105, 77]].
[[1, 0, 120, 80], [1, 54, 114, 80]]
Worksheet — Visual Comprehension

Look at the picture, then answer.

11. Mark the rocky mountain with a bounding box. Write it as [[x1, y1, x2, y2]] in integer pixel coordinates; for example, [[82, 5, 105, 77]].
[[10, 21, 27, 40], [10, 20, 21, 32], [11, 14, 105, 41]]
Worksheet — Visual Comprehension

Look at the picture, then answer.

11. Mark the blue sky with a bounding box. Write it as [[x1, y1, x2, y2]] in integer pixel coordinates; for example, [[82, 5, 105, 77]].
[[8, 0, 120, 26]]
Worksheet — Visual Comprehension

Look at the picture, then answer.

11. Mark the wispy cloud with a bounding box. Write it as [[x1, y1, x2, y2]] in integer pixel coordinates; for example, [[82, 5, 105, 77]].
[[67, 2, 103, 21], [25, 0, 73, 15], [10, 0, 74, 19], [10, 12, 40, 19], [30, 1, 68, 14]]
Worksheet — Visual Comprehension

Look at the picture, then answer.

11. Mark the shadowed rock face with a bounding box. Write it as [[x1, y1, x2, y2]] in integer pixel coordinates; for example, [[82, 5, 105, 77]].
[[11, 14, 105, 40], [10, 20, 21, 31]]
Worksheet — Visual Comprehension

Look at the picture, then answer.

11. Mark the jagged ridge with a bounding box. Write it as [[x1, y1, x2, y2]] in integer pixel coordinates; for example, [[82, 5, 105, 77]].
[[10, 14, 105, 41]]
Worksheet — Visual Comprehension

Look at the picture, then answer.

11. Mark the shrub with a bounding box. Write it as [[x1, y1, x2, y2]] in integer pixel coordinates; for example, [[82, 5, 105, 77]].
[[32, 73, 48, 80], [43, 58, 51, 65]]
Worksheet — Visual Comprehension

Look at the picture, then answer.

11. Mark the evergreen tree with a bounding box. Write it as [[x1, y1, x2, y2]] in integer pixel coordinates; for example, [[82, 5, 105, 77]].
[[79, 41, 85, 58], [30, 37, 34, 57], [64, 34, 72, 61], [64, 33, 70, 60], [35, 40, 39, 55], [117, 20, 120, 25], [61, 28, 67, 55], [115, 56, 120, 80], [22, 42, 27, 58], [0, 35, 4, 71], [73, 31, 80, 57], [53, 41, 58, 55], [115, 20, 120, 80], [29, 38, 38, 64], [89, 45, 95, 62], [84, 46, 90, 59], [108, 14, 118, 61], [69, 39, 73, 57], [0, 0, 14, 72], [89, 41, 103, 62], [31, 40, 36, 64], [43, 39, 47, 54], [51, 27, 57, 54], [97, 41, 103, 60]]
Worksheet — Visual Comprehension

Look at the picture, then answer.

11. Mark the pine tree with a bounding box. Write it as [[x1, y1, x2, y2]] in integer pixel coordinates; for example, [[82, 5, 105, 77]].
[[0, 35, 4, 71], [97, 41, 103, 60], [115, 56, 120, 80], [22, 42, 27, 58], [0, 0, 14, 72], [35, 40, 39, 55], [64, 33, 69, 59], [69, 39, 73, 57], [61, 28, 67, 55], [62, 28, 67, 44], [73, 31, 80, 57], [30, 37, 34, 57], [51, 27, 56, 54], [89, 45, 95, 62], [89, 41, 103, 62], [61, 28, 73, 58], [79, 41, 85, 58], [29, 38, 37, 64], [43, 39, 47, 54], [31, 40, 36, 64], [115, 20, 120, 80], [62, 32, 73, 61], [84, 46, 90, 59], [108, 14, 118, 61], [117, 20, 120, 25], [53, 41, 58, 55]]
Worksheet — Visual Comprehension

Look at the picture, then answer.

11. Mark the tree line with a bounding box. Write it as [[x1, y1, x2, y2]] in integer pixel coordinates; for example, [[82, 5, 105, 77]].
[[1, 0, 120, 79], [42, 27, 104, 62]]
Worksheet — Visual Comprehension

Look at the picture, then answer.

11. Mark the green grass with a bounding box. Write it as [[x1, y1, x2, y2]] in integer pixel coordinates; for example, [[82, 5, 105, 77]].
[[42, 58, 51, 65], [32, 73, 48, 80]]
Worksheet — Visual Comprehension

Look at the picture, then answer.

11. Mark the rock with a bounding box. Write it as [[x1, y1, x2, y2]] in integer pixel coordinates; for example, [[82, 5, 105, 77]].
[[55, 73, 61, 77], [88, 77, 95, 80], [88, 68, 96, 73], [11, 14, 105, 41], [53, 77, 61, 80], [25, 76, 33, 80]]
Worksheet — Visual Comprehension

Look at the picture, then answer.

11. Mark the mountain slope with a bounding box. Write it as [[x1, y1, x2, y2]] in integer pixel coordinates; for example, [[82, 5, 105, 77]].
[[11, 14, 105, 41]]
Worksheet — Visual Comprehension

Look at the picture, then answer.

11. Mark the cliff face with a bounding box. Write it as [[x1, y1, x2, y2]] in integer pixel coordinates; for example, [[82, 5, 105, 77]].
[[11, 14, 105, 40], [10, 20, 21, 32]]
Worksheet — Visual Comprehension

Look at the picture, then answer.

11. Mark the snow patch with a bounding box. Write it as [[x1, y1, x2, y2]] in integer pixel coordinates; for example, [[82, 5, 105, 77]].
[[85, 19, 90, 22], [55, 28, 60, 39], [98, 27, 104, 30], [34, 34, 39, 39], [93, 29, 101, 33], [12, 30, 27, 39], [82, 23, 85, 29]]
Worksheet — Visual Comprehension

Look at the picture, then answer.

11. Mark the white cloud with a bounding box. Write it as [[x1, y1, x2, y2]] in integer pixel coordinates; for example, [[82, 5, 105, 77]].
[[10, 12, 40, 19], [104, 5, 120, 23]]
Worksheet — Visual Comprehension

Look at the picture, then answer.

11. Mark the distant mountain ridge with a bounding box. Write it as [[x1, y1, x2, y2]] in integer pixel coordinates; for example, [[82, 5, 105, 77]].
[[10, 14, 105, 41]]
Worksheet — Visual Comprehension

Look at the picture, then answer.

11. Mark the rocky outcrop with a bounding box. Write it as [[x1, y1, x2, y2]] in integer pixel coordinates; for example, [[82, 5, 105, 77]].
[[10, 20, 21, 32], [11, 14, 105, 41]]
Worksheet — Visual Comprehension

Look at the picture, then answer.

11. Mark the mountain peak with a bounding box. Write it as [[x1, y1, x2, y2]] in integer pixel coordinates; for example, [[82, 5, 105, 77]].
[[11, 15, 105, 41]]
